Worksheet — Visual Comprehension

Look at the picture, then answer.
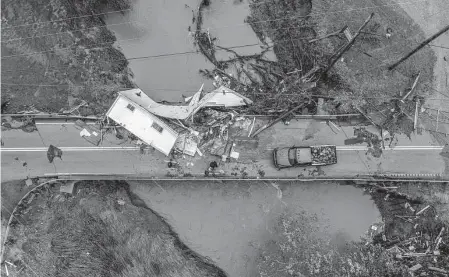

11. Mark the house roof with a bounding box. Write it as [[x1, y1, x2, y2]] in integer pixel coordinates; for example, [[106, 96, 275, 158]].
[[115, 89, 177, 136], [118, 88, 157, 110], [206, 86, 254, 105], [116, 85, 253, 120], [119, 88, 200, 120]]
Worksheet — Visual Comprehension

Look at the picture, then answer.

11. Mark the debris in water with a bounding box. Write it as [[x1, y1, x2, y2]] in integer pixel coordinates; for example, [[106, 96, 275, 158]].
[[47, 145, 63, 163], [60, 181, 76, 194], [25, 178, 33, 187]]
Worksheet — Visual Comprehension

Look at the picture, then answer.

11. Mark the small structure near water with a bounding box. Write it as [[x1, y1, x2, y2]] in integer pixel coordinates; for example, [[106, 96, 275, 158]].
[[106, 90, 179, 156], [106, 85, 252, 156]]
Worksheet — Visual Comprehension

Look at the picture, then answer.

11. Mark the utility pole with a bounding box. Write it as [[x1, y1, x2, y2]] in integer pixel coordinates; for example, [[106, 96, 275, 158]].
[[413, 98, 420, 131], [388, 24, 449, 71], [322, 13, 374, 76]]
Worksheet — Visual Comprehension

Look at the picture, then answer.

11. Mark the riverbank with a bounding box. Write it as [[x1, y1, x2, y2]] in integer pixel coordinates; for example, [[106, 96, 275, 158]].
[[1, 0, 135, 116], [1, 180, 227, 277], [3, 179, 448, 276], [129, 180, 381, 276]]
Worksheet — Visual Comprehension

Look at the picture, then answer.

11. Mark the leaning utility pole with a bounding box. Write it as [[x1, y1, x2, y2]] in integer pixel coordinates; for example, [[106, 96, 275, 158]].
[[388, 24, 449, 71], [322, 13, 374, 76]]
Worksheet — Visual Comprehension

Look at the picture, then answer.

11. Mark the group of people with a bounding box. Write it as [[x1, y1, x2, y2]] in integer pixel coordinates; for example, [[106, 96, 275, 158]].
[[167, 158, 221, 177]]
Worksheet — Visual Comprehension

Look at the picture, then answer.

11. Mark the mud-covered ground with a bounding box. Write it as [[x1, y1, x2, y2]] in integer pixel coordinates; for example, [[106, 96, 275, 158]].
[[1, 0, 135, 115]]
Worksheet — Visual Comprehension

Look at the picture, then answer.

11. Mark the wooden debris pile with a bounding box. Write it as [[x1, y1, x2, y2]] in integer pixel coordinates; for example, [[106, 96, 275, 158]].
[[364, 183, 449, 276]]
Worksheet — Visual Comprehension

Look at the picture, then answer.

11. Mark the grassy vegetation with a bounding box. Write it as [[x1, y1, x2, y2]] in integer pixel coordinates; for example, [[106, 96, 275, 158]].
[[257, 182, 449, 276], [257, 209, 409, 277], [2, 180, 227, 277], [1, 0, 135, 115]]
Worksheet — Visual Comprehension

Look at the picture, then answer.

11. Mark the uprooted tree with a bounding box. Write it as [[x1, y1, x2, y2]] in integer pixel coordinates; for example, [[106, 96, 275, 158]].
[[194, 0, 435, 137]]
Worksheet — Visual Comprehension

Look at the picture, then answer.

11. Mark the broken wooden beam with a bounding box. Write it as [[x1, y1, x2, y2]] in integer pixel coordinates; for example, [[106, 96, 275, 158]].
[[428, 267, 447, 274], [308, 25, 347, 43], [250, 104, 305, 138], [409, 264, 422, 272], [414, 98, 420, 131], [401, 73, 421, 103], [415, 205, 430, 216]]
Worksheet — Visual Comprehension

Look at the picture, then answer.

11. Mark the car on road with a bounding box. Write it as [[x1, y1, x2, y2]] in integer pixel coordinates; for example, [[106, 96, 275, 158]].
[[273, 145, 337, 169]]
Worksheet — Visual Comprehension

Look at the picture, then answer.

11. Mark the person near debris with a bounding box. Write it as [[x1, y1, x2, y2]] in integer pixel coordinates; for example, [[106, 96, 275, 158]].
[[385, 27, 392, 39], [209, 161, 218, 170], [206, 161, 218, 176], [167, 159, 178, 168]]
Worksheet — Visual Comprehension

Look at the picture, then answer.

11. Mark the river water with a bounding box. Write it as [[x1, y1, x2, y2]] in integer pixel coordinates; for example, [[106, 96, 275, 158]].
[[106, 0, 265, 102], [130, 181, 381, 277]]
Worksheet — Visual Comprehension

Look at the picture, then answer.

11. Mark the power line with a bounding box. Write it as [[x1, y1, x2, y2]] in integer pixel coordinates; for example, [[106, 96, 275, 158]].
[[1, 0, 431, 35], [2, 82, 449, 102], [2, 0, 440, 60], [1, 36, 145, 59], [128, 42, 261, 60], [1, 8, 132, 30], [1, 13, 417, 61], [0, 26, 425, 76], [2, 0, 439, 59], [2, 30, 447, 102], [1, 14, 369, 45], [1, 20, 144, 43], [2, 1, 447, 96], [1, 16, 368, 60], [429, 44, 449, 50], [213, 0, 433, 29]]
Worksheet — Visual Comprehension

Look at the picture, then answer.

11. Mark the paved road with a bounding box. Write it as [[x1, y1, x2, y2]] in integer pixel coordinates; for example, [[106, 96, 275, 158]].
[[1, 119, 446, 181]]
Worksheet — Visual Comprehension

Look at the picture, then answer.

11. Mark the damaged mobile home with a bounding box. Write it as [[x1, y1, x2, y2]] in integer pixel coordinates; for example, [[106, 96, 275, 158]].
[[106, 85, 252, 156]]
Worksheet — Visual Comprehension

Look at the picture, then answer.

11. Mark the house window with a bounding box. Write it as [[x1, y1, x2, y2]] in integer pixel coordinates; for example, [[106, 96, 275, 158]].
[[126, 104, 135, 112], [151, 122, 164, 133]]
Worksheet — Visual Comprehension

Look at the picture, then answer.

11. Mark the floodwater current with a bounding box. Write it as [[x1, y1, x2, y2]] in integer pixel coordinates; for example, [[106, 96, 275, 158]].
[[131, 181, 381, 277], [106, 0, 264, 102]]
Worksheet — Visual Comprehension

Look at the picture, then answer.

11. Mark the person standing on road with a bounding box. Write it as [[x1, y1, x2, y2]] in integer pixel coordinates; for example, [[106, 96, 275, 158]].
[[386, 27, 393, 39], [205, 161, 218, 177]]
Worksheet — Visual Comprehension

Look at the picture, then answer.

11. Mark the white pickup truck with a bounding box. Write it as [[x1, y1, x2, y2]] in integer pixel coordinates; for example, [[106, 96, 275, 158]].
[[273, 145, 337, 169]]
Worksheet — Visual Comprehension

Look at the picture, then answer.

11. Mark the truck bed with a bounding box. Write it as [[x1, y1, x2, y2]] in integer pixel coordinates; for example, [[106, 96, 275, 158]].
[[310, 145, 337, 165]]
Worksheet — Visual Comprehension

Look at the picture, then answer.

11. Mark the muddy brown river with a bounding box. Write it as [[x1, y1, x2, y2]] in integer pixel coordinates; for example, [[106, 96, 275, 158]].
[[130, 181, 381, 277], [106, 0, 265, 102]]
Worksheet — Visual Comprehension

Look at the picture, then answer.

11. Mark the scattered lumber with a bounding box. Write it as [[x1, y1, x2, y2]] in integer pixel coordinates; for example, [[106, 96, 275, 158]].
[[400, 73, 421, 103], [428, 267, 447, 274], [308, 25, 347, 43], [415, 205, 430, 216], [250, 104, 305, 138]]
